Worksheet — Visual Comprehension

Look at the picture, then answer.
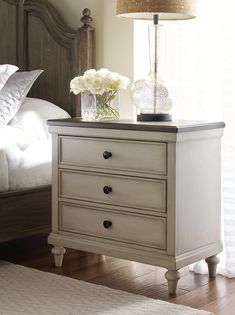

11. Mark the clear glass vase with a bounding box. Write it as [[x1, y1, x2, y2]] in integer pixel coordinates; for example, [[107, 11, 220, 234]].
[[81, 91, 120, 120], [81, 93, 96, 120]]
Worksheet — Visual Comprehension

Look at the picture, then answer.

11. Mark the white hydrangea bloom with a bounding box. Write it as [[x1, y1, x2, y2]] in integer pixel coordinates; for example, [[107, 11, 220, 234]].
[[70, 69, 130, 95]]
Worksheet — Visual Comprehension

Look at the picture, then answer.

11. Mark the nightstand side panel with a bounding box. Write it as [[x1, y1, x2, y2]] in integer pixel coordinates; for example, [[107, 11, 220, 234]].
[[175, 130, 223, 257], [51, 134, 60, 233]]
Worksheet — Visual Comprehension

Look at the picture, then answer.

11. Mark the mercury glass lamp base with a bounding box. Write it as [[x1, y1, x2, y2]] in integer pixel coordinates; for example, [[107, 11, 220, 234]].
[[137, 113, 172, 122]]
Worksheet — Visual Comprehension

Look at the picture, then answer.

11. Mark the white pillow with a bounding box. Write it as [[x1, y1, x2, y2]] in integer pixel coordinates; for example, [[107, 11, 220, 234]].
[[19, 97, 71, 120], [0, 69, 43, 126], [9, 97, 70, 148], [0, 64, 18, 92]]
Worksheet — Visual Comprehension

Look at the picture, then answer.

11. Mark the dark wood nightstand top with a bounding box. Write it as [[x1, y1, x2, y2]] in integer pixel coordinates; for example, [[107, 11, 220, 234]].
[[47, 118, 225, 133]]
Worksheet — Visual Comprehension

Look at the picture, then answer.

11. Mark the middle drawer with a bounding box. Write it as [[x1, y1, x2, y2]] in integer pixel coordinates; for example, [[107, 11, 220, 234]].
[[59, 170, 166, 213]]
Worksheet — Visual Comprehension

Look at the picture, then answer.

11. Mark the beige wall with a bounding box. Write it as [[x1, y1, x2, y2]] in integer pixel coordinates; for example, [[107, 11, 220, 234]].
[[48, 0, 135, 118]]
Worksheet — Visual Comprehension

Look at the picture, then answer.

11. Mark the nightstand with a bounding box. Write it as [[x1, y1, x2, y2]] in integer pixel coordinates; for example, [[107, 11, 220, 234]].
[[47, 119, 225, 295]]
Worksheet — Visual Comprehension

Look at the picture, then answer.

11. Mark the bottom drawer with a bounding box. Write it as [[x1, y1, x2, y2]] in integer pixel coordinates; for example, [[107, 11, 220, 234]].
[[59, 203, 166, 250]]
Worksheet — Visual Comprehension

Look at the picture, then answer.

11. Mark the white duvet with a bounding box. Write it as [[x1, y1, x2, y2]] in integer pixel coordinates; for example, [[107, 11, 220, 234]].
[[0, 149, 8, 191], [0, 97, 70, 192], [0, 126, 52, 191]]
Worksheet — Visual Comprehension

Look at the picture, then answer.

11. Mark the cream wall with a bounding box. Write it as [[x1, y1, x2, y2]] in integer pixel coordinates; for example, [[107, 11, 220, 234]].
[[48, 0, 135, 118]]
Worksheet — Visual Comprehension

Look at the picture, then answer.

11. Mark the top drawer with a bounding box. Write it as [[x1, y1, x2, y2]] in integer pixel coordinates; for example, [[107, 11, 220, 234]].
[[59, 137, 167, 176]]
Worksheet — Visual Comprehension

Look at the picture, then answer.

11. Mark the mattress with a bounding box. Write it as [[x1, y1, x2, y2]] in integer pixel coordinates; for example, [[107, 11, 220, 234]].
[[0, 97, 70, 192]]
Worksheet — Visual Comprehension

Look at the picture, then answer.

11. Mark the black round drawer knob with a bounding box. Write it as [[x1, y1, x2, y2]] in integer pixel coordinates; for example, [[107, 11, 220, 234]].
[[103, 186, 112, 194], [103, 151, 112, 160], [103, 220, 112, 229]]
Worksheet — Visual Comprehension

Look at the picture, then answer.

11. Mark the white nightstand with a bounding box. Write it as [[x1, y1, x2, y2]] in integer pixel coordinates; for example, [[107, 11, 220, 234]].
[[47, 119, 224, 295]]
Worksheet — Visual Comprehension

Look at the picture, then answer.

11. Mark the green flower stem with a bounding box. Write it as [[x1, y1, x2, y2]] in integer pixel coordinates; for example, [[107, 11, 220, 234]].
[[95, 91, 119, 119]]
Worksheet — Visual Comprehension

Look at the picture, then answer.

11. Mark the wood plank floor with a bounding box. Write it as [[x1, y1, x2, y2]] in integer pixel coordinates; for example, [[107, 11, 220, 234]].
[[0, 235, 234, 314]]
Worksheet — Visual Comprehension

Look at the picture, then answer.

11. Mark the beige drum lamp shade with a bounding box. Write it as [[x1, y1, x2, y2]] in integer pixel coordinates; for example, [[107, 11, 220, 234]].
[[116, 0, 197, 20]]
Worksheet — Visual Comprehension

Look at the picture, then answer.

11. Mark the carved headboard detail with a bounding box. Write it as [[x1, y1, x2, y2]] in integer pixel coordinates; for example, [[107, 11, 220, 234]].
[[0, 0, 95, 116]]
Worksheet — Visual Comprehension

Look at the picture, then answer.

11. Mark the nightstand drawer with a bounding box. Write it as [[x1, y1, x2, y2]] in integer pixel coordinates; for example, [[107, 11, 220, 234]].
[[59, 136, 167, 176], [59, 170, 166, 213], [59, 203, 166, 250]]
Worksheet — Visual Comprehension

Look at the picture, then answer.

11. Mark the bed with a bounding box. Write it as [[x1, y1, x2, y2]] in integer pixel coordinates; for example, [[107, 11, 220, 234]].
[[0, 0, 95, 242]]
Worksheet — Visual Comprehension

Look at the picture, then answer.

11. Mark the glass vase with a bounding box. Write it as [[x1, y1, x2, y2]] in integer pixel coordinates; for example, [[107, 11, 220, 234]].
[[81, 91, 120, 120], [81, 93, 96, 120]]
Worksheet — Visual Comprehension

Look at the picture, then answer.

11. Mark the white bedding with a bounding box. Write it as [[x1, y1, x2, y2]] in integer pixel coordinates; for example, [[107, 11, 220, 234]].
[[0, 128, 52, 191], [0, 150, 8, 191], [0, 97, 70, 192], [8, 139, 52, 190]]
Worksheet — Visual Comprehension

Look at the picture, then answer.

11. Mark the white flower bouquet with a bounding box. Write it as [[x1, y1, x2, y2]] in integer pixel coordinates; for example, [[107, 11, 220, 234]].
[[70, 69, 130, 119]]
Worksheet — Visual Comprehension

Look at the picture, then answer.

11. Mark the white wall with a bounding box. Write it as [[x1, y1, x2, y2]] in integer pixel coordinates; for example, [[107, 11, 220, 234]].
[[48, 0, 135, 118], [101, 0, 134, 118]]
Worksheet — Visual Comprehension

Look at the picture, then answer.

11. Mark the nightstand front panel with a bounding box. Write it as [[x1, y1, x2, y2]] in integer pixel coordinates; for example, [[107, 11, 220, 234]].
[[59, 136, 167, 176], [59, 170, 167, 213], [59, 203, 167, 250]]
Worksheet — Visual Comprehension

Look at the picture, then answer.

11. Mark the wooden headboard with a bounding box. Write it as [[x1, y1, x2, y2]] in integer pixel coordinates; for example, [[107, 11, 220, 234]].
[[0, 0, 95, 116]]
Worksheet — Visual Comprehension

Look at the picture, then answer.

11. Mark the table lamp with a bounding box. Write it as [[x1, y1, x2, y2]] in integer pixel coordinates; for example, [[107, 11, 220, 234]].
[[117, 0, 197, 121]]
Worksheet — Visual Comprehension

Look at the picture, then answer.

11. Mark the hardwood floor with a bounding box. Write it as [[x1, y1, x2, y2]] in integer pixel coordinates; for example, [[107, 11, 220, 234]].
[[0, 235, 234, 314]]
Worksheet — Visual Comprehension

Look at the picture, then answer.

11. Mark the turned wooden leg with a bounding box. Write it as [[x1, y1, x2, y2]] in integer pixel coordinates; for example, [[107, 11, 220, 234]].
[[205, 255, 220, 278], [165, 270, 181, 295], [52, 246, 66, 267]]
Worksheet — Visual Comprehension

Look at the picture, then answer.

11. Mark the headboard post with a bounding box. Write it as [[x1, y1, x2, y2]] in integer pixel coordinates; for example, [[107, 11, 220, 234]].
[[78, 8, 95, 75], [72, 8, 95, 117]]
